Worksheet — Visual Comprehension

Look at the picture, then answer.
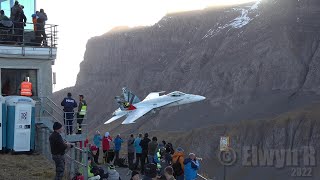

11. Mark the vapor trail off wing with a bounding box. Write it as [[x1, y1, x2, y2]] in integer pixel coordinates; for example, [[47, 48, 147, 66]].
[[121, 107, 153, 124], [104, 113, 126, 124]]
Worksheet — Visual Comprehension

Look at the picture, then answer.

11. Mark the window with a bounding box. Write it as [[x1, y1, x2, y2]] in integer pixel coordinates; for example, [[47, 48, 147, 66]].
[[0, 0, 11, 18], [1, 68, 38, 96], [0, 0, 35, 28], [169, 91, 185, 97], [18, 0, 35, 23]]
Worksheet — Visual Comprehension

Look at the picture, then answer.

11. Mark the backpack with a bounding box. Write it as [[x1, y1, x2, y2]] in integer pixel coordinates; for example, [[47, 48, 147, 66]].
[[172, 156, 183, 176]]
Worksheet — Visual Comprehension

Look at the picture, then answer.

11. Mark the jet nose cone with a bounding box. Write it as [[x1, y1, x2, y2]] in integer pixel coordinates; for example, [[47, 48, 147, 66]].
[[193, 95, 205, 102], [198, 95, 206, 101]]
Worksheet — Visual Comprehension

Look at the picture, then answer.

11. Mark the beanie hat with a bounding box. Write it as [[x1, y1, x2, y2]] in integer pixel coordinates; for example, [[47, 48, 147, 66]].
[[176, 147, 184, 152], [53, 122, 62, 131], [105, 132, 109, 137], [90, 145, 98, 151], [131, 171, 139, 178]]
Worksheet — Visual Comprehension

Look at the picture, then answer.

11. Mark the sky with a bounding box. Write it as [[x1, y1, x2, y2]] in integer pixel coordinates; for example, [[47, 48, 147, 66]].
[[37, 0, 257, 91]]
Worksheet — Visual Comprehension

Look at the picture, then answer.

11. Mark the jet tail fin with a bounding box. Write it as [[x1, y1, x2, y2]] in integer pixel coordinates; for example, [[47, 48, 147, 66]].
[[122, 87, 140, 104]]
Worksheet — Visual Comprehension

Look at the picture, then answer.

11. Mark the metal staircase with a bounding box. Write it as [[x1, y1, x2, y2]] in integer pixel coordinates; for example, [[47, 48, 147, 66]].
[[35, 97, 89, 179]]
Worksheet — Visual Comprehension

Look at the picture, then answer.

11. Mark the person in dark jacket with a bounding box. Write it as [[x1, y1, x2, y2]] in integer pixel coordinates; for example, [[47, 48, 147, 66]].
[[16, 5, 26, 43], [148, 137, 158, 164], [49, 122, 72, 180], [127, 134, 135, 171], [61, 92, 77, 135], [139, 133, 151, 174], [36, 9, 48, 46]]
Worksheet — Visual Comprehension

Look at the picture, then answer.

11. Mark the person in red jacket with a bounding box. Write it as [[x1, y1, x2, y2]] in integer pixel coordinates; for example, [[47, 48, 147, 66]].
[[102, 132, 113, 164]]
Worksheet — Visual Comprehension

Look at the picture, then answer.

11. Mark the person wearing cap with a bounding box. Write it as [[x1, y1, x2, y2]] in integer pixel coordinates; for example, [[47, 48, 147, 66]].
[[184, 153, 200, 180], [76, 94, 87, 134], [61, 92, 77, 135], [93, 130, 102, 164], [102, 132, 113, 164], [139, 133, 151, 174], [172, 147, 185, 180], [130, 171, 140, 180], [49, 122, 73, 180]]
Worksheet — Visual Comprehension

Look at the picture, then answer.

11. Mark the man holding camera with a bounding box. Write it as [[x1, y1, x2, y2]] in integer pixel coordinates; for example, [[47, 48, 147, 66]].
[[49, 122, 73, 180]]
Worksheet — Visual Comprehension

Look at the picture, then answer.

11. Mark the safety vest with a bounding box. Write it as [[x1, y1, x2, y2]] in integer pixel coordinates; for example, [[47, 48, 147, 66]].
[[156, 150, 161, 169], [20, 81, 32, 97], [79, 105, 87, 115]]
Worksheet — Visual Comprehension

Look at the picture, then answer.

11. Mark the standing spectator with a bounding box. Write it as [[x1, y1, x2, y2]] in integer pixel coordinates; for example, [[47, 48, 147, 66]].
[[102, 132, 113, 164], [49, 122, 72, 180], [0, 10, 9, 20], [139, 133, 151, 174], [134, 133, 143, 170], [165, 143, 174, 165], [31, 11, 39, 32], [10, 1, 21, 43], [164, 166, 176, 180], [16, 5, 26, 44], [148, 137, 158, 164], [114, 134, 124, 166], [36, 9, 47, 46], [172, 147, 185, 180], [76, 94, 87, 134], [10, 1, 20, 20], [127, 134, 135, 174], [93, 131, 102, 164], [184, 153, 200, 180], [61, 92, 77, 135]]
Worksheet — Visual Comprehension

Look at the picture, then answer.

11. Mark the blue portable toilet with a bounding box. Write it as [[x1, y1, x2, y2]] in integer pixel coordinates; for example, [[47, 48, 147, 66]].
[[6, 96, 35, 152], [0, 96, 6, 151]]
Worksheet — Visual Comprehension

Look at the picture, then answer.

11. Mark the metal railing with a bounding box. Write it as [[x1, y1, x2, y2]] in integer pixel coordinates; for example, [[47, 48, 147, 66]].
[[37, 96, 64, 124], [65, 136, 89, 180], [35, 97, 89, 179], [0, 21, 57, 47]]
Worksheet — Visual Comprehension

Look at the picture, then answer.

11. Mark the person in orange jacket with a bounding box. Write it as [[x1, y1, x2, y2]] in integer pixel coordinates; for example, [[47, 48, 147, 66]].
[[171, 147, 185, 180], [20, 77, 32, 97]]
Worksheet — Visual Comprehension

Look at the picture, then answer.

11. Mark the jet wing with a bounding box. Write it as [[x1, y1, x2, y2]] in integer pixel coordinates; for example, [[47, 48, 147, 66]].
[[121, 97, 181, 124], [104, 113, 126, 124], [121, 107, 153, 124], [143, 91, 166, 101]]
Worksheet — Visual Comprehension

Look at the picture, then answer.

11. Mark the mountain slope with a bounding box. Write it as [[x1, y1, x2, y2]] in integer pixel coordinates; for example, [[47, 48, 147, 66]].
[[54, 0, 320, 132]]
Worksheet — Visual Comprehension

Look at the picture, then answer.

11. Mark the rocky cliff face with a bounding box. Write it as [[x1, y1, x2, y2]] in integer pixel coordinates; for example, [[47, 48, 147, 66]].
[[55, 0, 320, 131], [53, 0, 320, 178]]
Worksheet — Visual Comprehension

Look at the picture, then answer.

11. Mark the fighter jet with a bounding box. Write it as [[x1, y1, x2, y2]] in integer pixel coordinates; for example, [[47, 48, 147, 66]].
[[104, 87, 206, 125]]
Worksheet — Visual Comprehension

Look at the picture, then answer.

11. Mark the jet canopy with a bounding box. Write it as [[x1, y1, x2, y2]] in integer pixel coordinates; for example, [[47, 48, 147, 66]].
[[168, 91, 185, 97]]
